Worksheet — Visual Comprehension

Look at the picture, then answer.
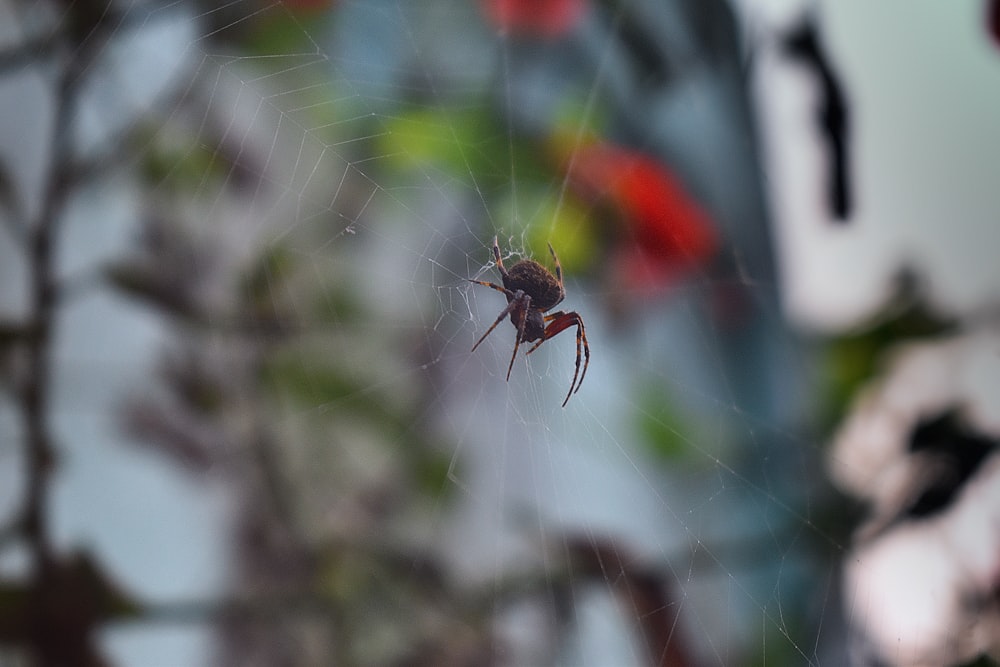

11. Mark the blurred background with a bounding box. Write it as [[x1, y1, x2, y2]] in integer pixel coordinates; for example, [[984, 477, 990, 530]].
[[1, 0, 999, 666]]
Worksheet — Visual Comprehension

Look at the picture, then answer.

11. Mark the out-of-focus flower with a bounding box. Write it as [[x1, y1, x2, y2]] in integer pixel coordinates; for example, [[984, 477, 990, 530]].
[[552, 136, 718, 295], [829, 330, 1000, 666], [481, 0, 586, 37], [844, 457, 1000, 667]]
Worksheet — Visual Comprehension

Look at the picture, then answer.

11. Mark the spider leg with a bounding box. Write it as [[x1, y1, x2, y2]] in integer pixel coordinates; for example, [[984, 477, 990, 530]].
[[547, 242, 562, 286], [546, 242, 565, 309], [468, 237, 510, 305], [526, 311, 590, 406], [491, 236, 508, 279], [505, 293, 530, 382], [468, 278, 510, 298], [469, 285, 518, 353], [569, 317, 590, 404]]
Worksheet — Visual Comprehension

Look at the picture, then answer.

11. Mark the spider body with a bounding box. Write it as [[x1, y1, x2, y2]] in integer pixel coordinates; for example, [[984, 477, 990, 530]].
[[503, 259, 565, 311], [469, 237, 590, 406], [499, 259, 562, 341]]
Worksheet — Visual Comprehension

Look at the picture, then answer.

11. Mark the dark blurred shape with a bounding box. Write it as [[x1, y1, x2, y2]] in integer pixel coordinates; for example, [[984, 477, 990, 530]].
[[603, 1, 673, 86], [564, 535, 697, 667], [782, 14, 852, 221], [990, 0, 1000, 48], [0, 551, 141, 667], [906, 411, 998, 519], [481, 0, 586, 37], [123, 395, 222, 472], [105, 214, 212, 324]]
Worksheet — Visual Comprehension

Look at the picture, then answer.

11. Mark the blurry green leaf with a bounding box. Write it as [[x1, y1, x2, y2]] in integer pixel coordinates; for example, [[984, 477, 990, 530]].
[[139, 131, 227, 192], [820, 294, 953, 429], [379, 104, 554, 188], [240, 244, 297, 326], [551, 95, 610, 140], [381, 107, 488, 176], [414, 450, 453, 498], [243, 7, 327, 58], [312, 285, 364, 324], [243, 244, 293, 300], [262, 354, 361, 407], [318, 550, 368, 602], [523, 192, 597, 274], [637, 383, 694, 462], [261, 351, 454, 502]]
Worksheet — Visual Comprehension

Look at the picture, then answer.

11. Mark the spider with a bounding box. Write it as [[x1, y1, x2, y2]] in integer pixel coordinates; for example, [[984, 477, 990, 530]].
[[469, 236, 590, 407]]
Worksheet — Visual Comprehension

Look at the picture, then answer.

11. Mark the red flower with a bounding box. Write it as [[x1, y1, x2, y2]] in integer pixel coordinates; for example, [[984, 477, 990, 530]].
[[557, 139, 717, 293], [482, 0, 586, 38]]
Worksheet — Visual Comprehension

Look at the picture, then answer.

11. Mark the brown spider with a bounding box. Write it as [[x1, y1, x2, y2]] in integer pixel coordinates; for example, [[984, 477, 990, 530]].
[[469, 236, 590, 407]]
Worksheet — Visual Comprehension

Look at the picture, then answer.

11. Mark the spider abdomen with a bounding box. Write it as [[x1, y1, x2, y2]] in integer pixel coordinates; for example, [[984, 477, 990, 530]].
[[504, 260, 564, 311]]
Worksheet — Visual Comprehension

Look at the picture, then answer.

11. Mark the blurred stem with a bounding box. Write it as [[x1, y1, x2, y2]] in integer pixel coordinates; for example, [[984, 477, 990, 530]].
[[0, 33, 57, 75], [250, 426, 301, 538], [132, 593, 341, 624], [19, 10, 103, 573]]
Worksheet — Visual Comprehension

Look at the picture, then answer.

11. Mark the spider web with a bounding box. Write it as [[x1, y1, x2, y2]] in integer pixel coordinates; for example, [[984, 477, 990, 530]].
[[0, 0, 872, 665]]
